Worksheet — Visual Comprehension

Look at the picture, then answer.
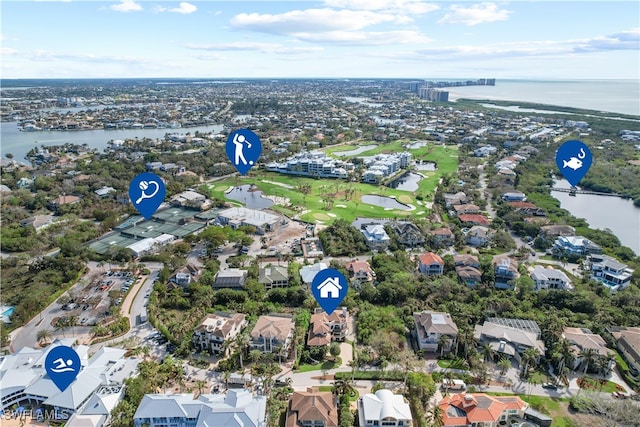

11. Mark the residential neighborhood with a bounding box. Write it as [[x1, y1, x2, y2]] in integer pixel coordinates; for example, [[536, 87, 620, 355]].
[[1, 76, 639, 427]]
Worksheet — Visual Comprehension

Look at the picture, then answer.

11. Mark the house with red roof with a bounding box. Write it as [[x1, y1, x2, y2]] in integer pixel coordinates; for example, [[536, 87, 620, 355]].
[[418, 252, 444, 276], [439, 393, 528, 427], [458, 214, 491, 226], [345, 259, 375, 282]]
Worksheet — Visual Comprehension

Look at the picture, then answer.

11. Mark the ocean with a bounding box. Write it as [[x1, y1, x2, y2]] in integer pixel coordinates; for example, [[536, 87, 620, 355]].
[[447, 79, 640, 116]]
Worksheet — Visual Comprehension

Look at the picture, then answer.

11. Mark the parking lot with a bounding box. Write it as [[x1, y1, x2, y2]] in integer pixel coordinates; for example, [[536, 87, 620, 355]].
[[56, 269, 139, 328]]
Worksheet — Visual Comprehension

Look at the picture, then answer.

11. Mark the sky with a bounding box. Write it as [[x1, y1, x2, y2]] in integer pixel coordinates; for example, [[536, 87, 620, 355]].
[[1, 0, 639, 79]]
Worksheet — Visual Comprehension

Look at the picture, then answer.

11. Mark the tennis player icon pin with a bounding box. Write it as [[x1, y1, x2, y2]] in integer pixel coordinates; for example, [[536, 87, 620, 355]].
[[129, 172, 166, 219]]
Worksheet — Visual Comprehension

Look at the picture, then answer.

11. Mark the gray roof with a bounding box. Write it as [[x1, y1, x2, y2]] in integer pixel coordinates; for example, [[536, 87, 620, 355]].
[[214, 269, 248, 288], [485, 318, 541, 337], [413, 311, 459, 335], [134, 390, 266, 427], [258, 265, 288, 285], [531, 265, 570, 283]]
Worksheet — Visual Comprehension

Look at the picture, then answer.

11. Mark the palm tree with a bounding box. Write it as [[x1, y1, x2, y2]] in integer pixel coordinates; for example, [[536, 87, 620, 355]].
[[498, 358, 511, 376], [432, 405, 444, 427], [195, 380, 206, 396], [458, 327, 476, 360], [520, 348, 540, 379], [235, 334, 250, 369], [481, 342, 494, 362], [438, 335, 451, 358], [579, 348, 597, 375], [37, 328, 52, 346], [249, 349, 263, 364]]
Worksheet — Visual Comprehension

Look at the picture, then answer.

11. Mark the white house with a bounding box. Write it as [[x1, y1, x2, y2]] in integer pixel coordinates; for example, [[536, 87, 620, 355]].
[[361, 224, 391, 250], [134, 390, 266, 427], [587, 254, 634, 291], [300, 262, 329, 286], [530, 265, 573, 291], [358, 389, 412, 427]]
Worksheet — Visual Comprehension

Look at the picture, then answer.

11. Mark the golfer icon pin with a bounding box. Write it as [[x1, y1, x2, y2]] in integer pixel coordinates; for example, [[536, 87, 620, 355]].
[[129, 172, 166, 219]]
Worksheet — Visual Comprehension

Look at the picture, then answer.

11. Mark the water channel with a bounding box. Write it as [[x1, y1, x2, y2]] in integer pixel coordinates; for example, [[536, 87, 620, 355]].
[[552, 179, 640, 254], [1, 121, 224, 164]]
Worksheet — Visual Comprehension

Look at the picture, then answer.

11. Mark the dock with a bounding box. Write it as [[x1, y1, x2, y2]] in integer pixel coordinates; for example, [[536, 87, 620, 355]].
[[551, 187, 625, 197]]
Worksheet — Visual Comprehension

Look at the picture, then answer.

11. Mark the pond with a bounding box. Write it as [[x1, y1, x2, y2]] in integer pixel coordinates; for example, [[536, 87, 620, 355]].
[[361, 195, 412, 210], [333, 144, 377, 157], [415, 162, 437, 171], [406, 141, 428, 149], [225, 185, 274, 210], [387, 172, 423, 192]]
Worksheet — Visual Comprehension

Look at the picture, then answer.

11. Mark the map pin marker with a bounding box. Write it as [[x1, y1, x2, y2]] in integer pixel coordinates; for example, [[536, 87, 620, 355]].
[[129, 172, 166, 220], [45, 345, 81, 392], [226, 129, 262, 176], [312, 268, 349, 314], [555, 140, 593, 187]]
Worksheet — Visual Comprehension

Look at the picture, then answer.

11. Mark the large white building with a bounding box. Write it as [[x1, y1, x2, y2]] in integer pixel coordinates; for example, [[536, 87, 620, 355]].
[[266, 151, 349, 179], [133, 390, 266, 427], [362, 152, 411, 184], [0, 339, 138, 426], [217, 207, 283, 234]]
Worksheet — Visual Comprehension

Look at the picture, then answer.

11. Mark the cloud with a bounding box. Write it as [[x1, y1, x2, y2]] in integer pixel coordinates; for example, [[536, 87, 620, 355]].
[[573, 28, 640, 52], [110, 0, 142, 13], [292, 30, 431, 45], [1, 48, 19, 55], [438, 2, 511, 26], [187, 42, 324, 55], [230, 8, 407, 34], [228, 7, 432, 46], [27, 50, 152, 65], [169, 2, 197, 14], [323, 0, 439, 15], [372, 29, 640, 62]]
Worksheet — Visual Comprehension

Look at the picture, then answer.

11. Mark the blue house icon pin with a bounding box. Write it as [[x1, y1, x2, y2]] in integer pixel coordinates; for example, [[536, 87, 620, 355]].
[[317, 277, 342, 299]]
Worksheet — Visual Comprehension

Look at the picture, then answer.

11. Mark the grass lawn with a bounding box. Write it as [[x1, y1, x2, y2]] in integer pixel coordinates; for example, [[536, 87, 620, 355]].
[[614, 350, 629, 371], [296, 358, 342, 373], [318, 386, 333, 392], [577, 376, 620, 393], [437, 358, 469, 370], [528, 371, 550, 384], [207, 143, 458, 224]]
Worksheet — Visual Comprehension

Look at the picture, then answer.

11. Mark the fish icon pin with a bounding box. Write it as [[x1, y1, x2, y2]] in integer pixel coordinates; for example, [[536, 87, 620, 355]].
[[311, 268, 348, 314], [129, 172, 166, 219], [226, 129, 262, 176], [45, 345, 81, 392], [555, 140, 593, 187]]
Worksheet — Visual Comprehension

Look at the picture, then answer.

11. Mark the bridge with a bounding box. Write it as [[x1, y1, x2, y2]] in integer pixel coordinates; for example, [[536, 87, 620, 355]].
[[551, 187, 624, 197]]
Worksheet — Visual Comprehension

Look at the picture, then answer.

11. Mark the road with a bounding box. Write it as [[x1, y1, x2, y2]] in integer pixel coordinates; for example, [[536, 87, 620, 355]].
[[9, 261, 102, 351], [10, 261, 162, 352]]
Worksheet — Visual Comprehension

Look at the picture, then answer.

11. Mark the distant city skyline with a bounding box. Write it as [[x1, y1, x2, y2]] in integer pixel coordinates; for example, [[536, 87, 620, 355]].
[[1, 1, 638, 79]]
